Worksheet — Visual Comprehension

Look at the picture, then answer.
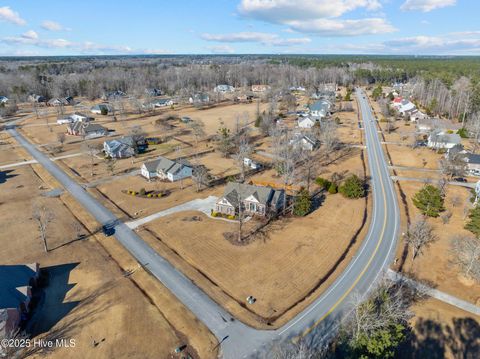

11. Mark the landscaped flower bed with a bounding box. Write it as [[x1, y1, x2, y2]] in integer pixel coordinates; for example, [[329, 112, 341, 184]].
[[122, 188, 169, 199], [210, 210, 236, 220]]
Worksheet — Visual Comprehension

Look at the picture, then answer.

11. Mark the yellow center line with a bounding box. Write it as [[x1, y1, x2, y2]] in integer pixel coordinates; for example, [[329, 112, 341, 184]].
[[298, 97, 389, 338]]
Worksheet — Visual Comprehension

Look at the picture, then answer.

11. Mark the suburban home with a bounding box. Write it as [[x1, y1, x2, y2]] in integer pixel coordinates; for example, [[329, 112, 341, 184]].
[[149, 98, 174, 108], [214, 182, 285, 217], [145, 88, 163, 97], [465, 153, 480, 175], [427, 130, 462, 150], [214, 84, 235, 93], [67, 122, 108, 138], [0, 96, 8, 104], [141, 156, 192, 181], [290, 133, 320, 151], [251, 85, 270, 92], [243, 157, 261, 170], [297, 116, 319, 129], [101, 90, 126, 101], [189, 93, 210, 105], [311, 90, 335, 101], [409, 109, 427, 122], [57, 112, 93, 124], [395, 99, 416, 116], [447, 145, 480, 176], [91, 103, 113, 115], [28, 94, 47, 103], [309, 99, 332, 118], [0, 263, 39, 340], [47, 97, 74, 106], [104, 136, 136, 158], [417, 118, 462, 133], [289, 86, 306, 92]]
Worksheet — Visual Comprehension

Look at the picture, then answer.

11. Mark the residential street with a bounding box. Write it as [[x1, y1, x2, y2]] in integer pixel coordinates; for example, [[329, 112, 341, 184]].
[[7, 89, 402, 358]]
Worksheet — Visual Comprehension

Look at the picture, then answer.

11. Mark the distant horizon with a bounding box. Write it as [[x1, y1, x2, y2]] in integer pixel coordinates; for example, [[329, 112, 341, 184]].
[[1, 53, 480, 60]]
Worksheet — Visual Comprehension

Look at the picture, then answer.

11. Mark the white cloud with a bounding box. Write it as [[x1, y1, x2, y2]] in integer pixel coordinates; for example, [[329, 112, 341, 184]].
[[21, 30, 38, 40], [3, 35, 73, 48], [41, 20, 70, 31], [142, 48, 171, 55], [201, 31, 311, 46], [286, 18, 395, 36], [0, 6, 26, 25], [400, 0, 456, 12], [207, 45, 235, 54], [80, 41, 132, 53], [237, 0, 394, 36], [238, 0, 381, 21]]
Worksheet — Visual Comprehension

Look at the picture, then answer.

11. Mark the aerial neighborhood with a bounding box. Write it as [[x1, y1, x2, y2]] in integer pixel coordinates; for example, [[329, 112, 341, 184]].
[[1, 2, 480, 358]]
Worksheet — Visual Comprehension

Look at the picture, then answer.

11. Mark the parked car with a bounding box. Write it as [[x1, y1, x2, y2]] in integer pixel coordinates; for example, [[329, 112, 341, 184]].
[[102, 221, 116, 236], [453, 177, 467, 183]]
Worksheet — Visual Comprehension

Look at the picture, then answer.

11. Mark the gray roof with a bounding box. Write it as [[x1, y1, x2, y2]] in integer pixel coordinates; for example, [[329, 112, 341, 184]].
[[309, 100, 331, 112], [143, 156, 191, 175], [0, 264, 37, 309], [429, 130, 461, 145], [466, 153, 480, 165], [222, 182, 283, 207]]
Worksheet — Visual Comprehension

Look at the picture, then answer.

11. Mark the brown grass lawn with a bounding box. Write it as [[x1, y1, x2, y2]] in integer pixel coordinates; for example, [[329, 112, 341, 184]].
[[392, 180, 480, 305], [0, 152, 217, 358], [399, 298, 480, 359], [136, 148, 370, 328], [95, 175, 221, 219]]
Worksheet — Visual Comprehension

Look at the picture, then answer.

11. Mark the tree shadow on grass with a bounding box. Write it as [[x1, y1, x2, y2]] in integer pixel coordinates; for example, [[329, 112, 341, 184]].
[[0, 169, 17, 184], [19, 266, 119, 358], [397, 317, 480, 359]]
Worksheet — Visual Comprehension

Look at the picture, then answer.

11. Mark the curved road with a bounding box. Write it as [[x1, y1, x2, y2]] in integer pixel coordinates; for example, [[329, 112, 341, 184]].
[[6, 89, 400, 358]]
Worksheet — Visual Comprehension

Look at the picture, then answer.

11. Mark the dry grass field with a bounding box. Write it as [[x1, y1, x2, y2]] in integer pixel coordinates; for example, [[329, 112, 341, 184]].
[[136, 146, 369, 328], [0, 145, 217, 358], [367, 92, 480, 307], [400, 298, 480, 358]]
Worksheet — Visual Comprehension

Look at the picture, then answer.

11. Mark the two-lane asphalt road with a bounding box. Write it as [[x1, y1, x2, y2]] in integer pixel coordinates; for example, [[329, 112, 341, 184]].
[[6, 88, 400, 358]]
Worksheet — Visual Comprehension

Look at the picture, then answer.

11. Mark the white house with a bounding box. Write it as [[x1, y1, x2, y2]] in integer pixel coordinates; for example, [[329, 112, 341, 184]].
[[427, 130, 462, 150], [308, 100, 332, 118], [297, 116, 318, 129], [290, 133, 320, 151], [214, 84, 235, 93], [57, 112, 92, 124], [0, 96, 9, 104], [417, 118, 462, 133], [91, 103, 113, 115], [141, 156, 192, 182], [243, 157, 261, 170]]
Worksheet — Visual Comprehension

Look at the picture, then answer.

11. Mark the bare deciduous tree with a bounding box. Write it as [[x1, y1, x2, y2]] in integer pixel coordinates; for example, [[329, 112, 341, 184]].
[[32, 204, 54, 252], [233, 134, 252, 182], [188, 120, 206, 146], [345, 279, 414, 344], [405, 216, 437, 263], [192, 165, 208, 192], [439, 153, 467, 179], [320, 119, 339, 153], [82, 140, 100, 177], [450, 235, 480, 282]]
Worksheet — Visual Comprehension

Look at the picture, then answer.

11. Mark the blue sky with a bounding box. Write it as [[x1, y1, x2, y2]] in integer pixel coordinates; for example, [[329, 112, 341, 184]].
[[0, 0, 478, 56]]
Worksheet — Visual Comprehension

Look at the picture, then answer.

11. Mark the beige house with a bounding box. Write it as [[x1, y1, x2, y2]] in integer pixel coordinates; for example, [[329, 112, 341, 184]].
[[214, 182, 284, 217]]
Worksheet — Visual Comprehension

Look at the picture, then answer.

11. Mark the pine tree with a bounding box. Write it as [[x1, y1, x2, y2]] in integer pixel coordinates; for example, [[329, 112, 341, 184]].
[[339, 175, 365, 199], [293, 187, 312, 216], [412, 185, 445, 217], [465, 205, 480, 237]]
